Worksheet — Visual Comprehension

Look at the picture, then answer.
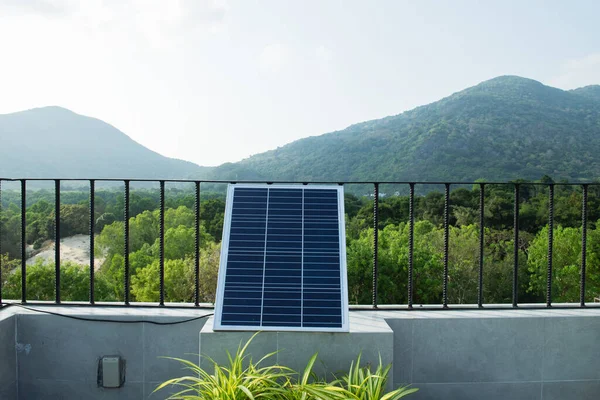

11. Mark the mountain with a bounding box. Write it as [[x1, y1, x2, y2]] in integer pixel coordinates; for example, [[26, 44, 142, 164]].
[[570, 85, 600, 102], [206, 76, 600, 182], [3, 77, 600, 184], [0, 106, 209, 180]]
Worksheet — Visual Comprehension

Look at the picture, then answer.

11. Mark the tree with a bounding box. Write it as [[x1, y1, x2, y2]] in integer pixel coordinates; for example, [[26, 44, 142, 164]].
[[58, 204, 89, 237], [131, 242, 221, 303], [96, 212, 117, 233], [2, 259, 117, 302], [528, 225, 600, 302], [345, 221, 445, 305], [200, 200, 225, 241]]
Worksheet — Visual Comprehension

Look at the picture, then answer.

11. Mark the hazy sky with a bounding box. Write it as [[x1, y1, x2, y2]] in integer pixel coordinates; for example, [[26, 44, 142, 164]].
[[1, 0, 599, 167]]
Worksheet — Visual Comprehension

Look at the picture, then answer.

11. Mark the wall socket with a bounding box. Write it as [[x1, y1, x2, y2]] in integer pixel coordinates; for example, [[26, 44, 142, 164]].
[[97, 356, 125, 388]]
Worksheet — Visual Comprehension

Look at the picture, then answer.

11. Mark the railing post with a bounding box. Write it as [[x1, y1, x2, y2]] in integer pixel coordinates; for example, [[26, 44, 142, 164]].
[[54, 179, 61, 304], [124, 180, 130, 305], [580, 184, 588, 307], [546, 184, 554, 307], [443, 183, 450, 308], [408, 183, 415, 308], [194, 181, 201, 306], [513, 184, 520, 307], [89, 180, 95, 304], [478, 183, 485, 308], [372, 183, 379, 309], [159, 180, 165, 306], [21, 180, 26, 304]]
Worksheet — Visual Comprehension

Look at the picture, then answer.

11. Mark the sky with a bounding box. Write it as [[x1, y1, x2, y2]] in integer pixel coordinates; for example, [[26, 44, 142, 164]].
[[1, 0, 599, 167]]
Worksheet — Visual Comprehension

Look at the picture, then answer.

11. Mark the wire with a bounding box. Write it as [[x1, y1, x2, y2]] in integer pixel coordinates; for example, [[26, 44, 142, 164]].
[[1, 303, 213, 325]]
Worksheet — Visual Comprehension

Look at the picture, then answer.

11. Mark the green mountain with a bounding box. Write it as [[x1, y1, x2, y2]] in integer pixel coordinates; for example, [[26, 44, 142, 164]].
[[207, 76, 600, 182], [3, 77, 600, 184], [0, 106, 208, 180], [570, 85, 600, 102]]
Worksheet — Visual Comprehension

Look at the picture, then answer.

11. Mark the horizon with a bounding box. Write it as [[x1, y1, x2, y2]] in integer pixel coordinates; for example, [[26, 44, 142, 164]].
[[1, 1, 599, 166]]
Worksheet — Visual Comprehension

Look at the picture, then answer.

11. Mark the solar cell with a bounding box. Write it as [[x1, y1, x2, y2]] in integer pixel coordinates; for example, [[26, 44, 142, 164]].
[[214, 184, 349, 332]]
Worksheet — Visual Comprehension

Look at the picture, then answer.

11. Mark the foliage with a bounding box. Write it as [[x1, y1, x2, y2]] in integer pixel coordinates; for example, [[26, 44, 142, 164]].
[[156, 332, 294, 400], [5, 77, 600, 306], [131, 242, 220, 303], [346, 222, 533, 305], [527, 225, 600, 302], [2, 259, 118, 302], [155, 333, 417, 400], [3, 176, 600, 305], [332, 354, 418, 400]]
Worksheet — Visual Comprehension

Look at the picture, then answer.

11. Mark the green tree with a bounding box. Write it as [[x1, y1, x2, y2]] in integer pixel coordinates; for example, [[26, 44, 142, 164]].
[[58, 204, 89, 237], [528, 225, 600, 302], [3, 259, 117, 302], [200, 199, 225, 241], [131, 241, 221, 303]]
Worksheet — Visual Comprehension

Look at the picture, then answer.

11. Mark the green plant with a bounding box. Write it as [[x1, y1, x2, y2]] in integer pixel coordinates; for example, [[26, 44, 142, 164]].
[[155, 332, 292, 399], [331, 354, 418, 400], [286, 353, 341, 400], [155, 333, 418, 400]]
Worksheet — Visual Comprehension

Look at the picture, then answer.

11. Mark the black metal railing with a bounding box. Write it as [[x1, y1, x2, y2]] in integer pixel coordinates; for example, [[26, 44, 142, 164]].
[[0, 178, 599, 310]]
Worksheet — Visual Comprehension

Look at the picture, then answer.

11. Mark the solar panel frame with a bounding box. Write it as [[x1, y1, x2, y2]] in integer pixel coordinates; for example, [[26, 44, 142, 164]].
[[214, 184, 349, 332]]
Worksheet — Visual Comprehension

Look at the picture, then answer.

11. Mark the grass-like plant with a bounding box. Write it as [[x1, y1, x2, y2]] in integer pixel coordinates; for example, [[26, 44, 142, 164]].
[[330, 354, 418, 400], [155, 333, 418, 400], [286, 352, 344, 400], [155, 332, 292, 399]]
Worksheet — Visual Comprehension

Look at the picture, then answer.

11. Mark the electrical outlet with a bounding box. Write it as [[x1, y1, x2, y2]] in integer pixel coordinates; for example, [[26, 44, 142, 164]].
[[98, 356, 125, 388]]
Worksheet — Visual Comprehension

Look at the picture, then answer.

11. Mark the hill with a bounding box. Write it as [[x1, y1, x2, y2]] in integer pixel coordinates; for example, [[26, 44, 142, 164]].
[[0, 106, 208, 180], [570, 85, 600, 102], [206, 76, 600, 182], [3, 77, 600, 184]]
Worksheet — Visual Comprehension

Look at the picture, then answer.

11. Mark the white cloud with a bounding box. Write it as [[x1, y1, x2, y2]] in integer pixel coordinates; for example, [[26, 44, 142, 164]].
[[259, 43, 289, 73], [181, 0, 229, 25], [0, 0, 75, 16], [550, 53, 600, 89], [0, 0, 229, 42], [315, 45, 333, 64]]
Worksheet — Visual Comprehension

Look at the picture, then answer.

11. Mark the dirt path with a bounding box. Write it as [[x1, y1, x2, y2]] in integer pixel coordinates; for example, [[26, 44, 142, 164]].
[[26, 234, 104, 270]]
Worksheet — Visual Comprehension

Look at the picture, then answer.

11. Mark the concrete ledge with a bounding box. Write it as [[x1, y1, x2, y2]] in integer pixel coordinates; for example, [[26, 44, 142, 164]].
[[2, 306, 600, 399]]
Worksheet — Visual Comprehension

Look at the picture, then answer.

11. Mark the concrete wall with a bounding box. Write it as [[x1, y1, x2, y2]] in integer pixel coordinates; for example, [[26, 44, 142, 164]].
[[2, 307, 211, 400], [1, 307, 600, 399], [384, 308, 600, 400], [0, 313, 17, 399]]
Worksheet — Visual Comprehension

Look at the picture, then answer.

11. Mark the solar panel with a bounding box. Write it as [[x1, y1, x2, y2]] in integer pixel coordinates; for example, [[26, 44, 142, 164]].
[[214, 184, 349, 332]]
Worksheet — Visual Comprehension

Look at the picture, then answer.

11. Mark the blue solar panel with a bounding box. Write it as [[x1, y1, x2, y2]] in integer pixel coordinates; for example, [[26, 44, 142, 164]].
[[214, 184, 349, 332]]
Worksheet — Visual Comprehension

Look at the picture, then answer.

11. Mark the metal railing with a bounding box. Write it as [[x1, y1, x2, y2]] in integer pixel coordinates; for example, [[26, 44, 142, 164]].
[[0, 178, 598, 310]]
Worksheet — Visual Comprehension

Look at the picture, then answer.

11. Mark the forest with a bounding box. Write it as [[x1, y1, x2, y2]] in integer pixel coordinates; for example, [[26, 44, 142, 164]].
[[209, 77, 600, 183], [1, 177, 600, 306]]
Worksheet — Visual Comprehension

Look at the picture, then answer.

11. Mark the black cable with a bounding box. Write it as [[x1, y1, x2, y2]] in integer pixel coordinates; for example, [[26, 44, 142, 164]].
[[1, 304, 213, 325]]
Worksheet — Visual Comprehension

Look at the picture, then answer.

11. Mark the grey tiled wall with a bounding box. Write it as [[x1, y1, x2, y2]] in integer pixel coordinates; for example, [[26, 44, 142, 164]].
[[0, 314, 17, 399], [2, 308, 600, 399], [13, 312, 209, 400], [386, 313, 600, 400]]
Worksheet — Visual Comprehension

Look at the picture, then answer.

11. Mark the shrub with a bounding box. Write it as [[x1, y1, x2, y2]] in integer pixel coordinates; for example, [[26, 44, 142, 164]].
[[155, 332, 418, 400]]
